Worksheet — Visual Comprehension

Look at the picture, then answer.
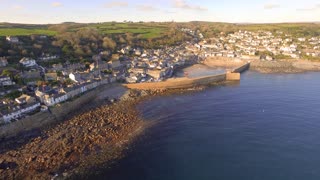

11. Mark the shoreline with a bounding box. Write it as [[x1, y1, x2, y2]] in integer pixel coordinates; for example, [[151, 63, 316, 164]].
[[0, 80, 225, 179], [0, 83, 127, 140], [1, 58, 319, 178], [0, 92, 148, 179], [204, 57, 320, 74]]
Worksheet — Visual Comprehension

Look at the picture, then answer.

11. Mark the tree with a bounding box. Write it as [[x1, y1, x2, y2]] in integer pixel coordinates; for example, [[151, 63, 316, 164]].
[[54, 27, 104, 59], [103, 37, 116, 50], [1, 69, 13, 78], [125, 33, 133, 45], [5, 91, 22, 100], [62, 44, 73, 57]]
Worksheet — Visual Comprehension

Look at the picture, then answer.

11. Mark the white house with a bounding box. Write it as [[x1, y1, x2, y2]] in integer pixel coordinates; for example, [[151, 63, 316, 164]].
[[19, 58, 37, 67], [6, 36, 19, 43], [0, 57, 8, 67], [0, 102, 41, 124], [0, 76, 15, 86], [38, 55, 59, 61]]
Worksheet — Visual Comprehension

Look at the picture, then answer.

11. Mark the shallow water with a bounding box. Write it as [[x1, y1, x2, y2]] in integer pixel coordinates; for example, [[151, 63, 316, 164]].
[[96, 71, 320, 180]]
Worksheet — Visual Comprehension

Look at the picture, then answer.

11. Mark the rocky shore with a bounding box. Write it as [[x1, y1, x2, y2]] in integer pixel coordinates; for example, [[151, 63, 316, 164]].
[[3, 57, 318, 179], [0, 85, 199, 180], [205, 57, 320, 73], [0, 89, 150, 179]]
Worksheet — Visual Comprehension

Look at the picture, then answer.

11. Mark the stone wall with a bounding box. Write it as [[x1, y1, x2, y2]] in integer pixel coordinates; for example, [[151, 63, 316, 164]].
[[124, 63, 250, 90]]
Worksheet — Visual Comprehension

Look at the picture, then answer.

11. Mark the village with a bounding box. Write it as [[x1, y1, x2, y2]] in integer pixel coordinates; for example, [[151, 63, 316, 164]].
[[0, 33, 204, 125], [198, 29, 320, 60], [1, 28, 320, 125]]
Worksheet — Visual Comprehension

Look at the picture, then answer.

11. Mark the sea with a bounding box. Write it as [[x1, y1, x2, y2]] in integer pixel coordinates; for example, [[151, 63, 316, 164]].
[[94, 70, 320, 180]]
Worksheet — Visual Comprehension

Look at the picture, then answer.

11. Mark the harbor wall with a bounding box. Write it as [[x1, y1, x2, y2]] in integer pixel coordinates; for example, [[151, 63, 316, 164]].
[[124, 63, 250, 90]]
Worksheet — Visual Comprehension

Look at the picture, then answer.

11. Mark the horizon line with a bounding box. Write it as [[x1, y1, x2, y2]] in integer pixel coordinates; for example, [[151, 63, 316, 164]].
[[1, 21, 320, 26]]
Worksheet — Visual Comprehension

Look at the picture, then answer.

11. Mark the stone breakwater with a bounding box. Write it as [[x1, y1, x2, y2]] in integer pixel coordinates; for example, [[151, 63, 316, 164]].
[[124, 63, 250, 90], [0, 97, 146, 179]]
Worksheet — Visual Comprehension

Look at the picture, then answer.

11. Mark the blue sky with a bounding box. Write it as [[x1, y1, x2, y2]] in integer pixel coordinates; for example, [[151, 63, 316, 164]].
[[0, 0, 319, 24]]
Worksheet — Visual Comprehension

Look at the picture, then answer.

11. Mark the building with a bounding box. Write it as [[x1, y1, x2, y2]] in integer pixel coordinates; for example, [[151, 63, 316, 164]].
[[0, 76, 15, 86], [0, 57, 8, 67], [90, 60, 110, 71], [19, 58, 37, 67], [109, 54, 122, 69], [15, 94, 36, 105], [6, 36, 19, 43], [38, 55, 59, 61], [45, 73, 58, 81], [35, 81, 100, 106], [0, 101, 40, 124]]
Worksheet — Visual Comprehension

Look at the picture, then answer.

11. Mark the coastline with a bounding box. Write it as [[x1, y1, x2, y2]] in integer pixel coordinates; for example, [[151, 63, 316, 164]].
[[0, 83, 128, 140], [0, 91, 148, 179], [1, 58, 319, 178], [204, 57, 320, 73], [0, 80, 224, 179]]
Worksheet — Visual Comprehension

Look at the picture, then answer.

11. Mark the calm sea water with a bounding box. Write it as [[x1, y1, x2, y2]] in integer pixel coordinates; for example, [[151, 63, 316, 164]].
[[96, 71, 320, 180]]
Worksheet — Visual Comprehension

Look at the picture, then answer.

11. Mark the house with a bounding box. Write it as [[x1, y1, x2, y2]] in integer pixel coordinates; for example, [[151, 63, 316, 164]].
[[227, 52, 236, 58], [39, 35, 47, 39], [15, 94, 36, 105], [108, 54, 122, 69], [0, 95, 40, 124], [126, 73, 139, 83], [51, 64, 64, 71], [0, 101, 40, 124], [22, 70, 42, 84], [20, 57, 37, 67], [90, 60, 109, 71], [45, 73, 58, 81], [69, 73, 82, 83], [65, 63, 85, 72], [109, 59, 122, 69], [69, 72, 94, 83], [0, 76, 15, 86], [6, 36, 19, 43], [38, 54, 59, 61], [37, 81, 100, 106], [0, 57, 8, 67]]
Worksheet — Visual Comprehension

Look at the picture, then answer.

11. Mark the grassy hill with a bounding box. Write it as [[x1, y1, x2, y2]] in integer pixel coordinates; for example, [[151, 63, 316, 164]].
[[0, 23, 57, 36], [86, 22, 168, 39], [1, 22, 320, 38], [0, 22, 169, 39], [0, 28, 57, 36]]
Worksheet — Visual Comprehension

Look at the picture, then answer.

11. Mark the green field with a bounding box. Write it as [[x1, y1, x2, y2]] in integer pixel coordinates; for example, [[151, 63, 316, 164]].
[[87, 23, 168, 39], [0, 28, 57, 36], [194, 22, 320, 37], [1, 22, 319, 39]]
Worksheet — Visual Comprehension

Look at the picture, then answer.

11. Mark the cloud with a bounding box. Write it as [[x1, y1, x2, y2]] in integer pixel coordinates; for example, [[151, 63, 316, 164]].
[[296, 4, 320, 11], [136, 5, 158, 12], [104, 1, 128, 8], [52, 2, 63, 7], [264, 4, 280, 10], [12, 5, 24, 10], [164, 10, 176, 14], [172, 0, 208, 11]]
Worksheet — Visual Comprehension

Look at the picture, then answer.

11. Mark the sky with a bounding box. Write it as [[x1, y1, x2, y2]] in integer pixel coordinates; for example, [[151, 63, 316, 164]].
[[0, 0, 320, 24]]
